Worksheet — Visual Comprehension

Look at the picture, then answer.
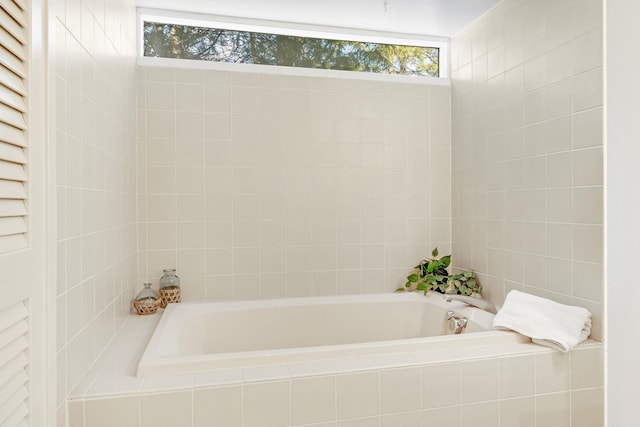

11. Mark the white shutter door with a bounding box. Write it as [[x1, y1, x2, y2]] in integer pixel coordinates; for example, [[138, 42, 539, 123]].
[[0, 302, 29, 426], [0, 1, 32, 426], [0, 0, 28, 254]]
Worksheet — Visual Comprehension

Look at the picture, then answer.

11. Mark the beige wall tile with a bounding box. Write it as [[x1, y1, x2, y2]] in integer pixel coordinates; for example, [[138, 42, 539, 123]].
[[460, 402, 499, 427], [571, 347, 604, 389], [421, 406, 460, 427], [500, 397, 535, 427], [337, 372, 378, 420], [140, 392, 192, 427], [58, 405, 68, 427], [194, 386, 242, 427], [499, 355, 535, 398], [573, 261, 603, 302], [85, 397, 139, 427], [338, 418, 378, 427], [536, 392, 570, 427], [291, 376, 336, 425], [380, 368, 421, 414], [571, 388, 604, 427], [68, 401, 84, 427], [421, 363, 460, 409], [381, 411, 421, 426], [573, 68, 603, 112], [460, 359, 499, 404], [243, 381, 290, 427]]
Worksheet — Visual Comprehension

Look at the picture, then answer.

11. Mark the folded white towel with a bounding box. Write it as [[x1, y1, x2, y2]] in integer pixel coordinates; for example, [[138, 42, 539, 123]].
[[493, 290, 592, 352]]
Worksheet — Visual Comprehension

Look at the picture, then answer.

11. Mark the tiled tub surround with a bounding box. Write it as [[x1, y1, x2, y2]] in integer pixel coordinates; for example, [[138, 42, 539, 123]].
[[67, 310, 603, 427], [49, 0, 608, 423], [136, 64, 452, 301], [54, 0, 138, 424], [450, 0, 605, 340]]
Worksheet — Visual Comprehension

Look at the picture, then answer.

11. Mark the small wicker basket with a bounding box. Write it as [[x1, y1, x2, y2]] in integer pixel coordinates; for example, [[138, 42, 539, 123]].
[[133, 298, 160, 315], [159, 286, 182, 308]]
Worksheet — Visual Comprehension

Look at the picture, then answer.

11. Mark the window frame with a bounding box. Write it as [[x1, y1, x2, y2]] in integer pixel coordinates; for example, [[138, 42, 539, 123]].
[[137, 9, 450, 82]]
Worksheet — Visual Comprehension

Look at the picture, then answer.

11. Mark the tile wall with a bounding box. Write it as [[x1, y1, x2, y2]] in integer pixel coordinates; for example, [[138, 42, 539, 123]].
[[67, 344, 604, 427], [450, 0, 604, 339], [51, 0, 607, 423], [136, 67, 452, 299], [54, 0, 138, 423]]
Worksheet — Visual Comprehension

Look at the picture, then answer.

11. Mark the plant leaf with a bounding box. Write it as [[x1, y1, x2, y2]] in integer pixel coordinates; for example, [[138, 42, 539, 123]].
[[395, 287, 405, 292], [407, 274, 419, 282], [432, 247, 439, 257], [440, 255, 451, 268]]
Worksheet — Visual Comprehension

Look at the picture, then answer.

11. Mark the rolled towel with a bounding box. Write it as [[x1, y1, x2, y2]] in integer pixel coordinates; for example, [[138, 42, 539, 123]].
[[493, 290, 592, 352]]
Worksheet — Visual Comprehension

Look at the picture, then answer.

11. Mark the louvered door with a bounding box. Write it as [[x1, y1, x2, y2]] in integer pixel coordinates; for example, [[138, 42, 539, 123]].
[[0, 302, 29, 426], [0, 0, 49, 426], [0, 0, 28, 253]]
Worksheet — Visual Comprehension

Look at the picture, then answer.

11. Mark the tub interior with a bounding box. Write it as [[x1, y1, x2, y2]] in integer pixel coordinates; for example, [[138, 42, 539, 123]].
[[177, 300, 451, 355], [138, 292, 498, 376]]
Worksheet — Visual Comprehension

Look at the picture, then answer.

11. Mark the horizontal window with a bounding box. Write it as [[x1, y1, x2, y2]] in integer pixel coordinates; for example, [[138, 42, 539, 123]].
[[143, 21, 440, 78]]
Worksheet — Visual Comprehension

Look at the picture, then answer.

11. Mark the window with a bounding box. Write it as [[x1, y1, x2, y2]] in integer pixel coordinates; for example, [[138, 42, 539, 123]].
[[142, 20, 441, 78]]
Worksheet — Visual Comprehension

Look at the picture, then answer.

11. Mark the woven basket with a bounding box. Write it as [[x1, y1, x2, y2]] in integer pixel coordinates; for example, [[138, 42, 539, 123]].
[[159, 287, 182, 308], [133, 298, 160, 315]]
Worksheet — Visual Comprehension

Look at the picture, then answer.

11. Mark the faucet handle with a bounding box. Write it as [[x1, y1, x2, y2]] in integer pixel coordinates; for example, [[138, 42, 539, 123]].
[[446, 310, 468, 334]]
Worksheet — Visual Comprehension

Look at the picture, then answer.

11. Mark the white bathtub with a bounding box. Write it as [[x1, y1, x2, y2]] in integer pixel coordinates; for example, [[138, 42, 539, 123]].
[[137, 292, 514, 376]]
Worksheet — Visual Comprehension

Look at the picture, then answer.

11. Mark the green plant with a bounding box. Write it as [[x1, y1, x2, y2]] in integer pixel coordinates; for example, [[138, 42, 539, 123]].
[[396, 247, 481, 296], [445, 271, 481, 296], [397, 247, 450, 295]]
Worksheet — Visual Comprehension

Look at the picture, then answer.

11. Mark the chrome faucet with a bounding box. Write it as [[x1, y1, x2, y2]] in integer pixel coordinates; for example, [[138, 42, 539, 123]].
[[445, 294, 497, 314], [446, 311, 468, 334]]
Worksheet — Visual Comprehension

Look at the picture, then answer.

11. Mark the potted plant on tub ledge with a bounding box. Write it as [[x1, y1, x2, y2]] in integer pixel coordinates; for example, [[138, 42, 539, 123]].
[[396, 247, 481, 297]]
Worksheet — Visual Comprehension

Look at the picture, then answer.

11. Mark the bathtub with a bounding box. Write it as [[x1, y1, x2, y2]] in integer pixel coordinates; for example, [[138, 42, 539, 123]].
[[137, 292, 517, 376]]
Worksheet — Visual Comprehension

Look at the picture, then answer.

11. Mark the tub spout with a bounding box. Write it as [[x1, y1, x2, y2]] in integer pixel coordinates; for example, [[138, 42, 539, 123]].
[[445, 294, 497, 314]]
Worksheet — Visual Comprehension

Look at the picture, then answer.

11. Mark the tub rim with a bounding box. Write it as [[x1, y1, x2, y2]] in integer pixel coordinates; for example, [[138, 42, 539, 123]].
[[137, 292, 501, 376]]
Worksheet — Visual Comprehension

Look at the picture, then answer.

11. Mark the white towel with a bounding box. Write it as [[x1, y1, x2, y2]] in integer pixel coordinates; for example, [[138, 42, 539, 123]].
[[493, 290, 592, 352]]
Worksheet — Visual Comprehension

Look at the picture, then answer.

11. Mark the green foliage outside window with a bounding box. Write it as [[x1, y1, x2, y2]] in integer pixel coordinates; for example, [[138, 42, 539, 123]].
[[143, 22, 440, 77]]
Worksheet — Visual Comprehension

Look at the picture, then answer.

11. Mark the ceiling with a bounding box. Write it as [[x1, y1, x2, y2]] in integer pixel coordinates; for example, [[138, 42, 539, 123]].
[[135, 0, 502, 38]]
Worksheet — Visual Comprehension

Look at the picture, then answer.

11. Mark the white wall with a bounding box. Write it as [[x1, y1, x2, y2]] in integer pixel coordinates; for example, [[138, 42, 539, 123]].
[[136, 66, 452, 299], [605, 0, 640, 425], [53, 0, 138, 424], [450, 0, 604, 340]]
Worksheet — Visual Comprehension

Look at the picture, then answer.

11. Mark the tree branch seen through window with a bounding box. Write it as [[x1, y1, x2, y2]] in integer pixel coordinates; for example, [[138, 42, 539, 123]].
[[143, 22, 440, 77]]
